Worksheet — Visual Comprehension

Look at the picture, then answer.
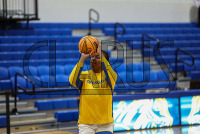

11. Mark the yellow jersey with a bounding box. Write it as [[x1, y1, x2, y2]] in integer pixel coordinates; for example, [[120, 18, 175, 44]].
[[69, 57, 117, 124]]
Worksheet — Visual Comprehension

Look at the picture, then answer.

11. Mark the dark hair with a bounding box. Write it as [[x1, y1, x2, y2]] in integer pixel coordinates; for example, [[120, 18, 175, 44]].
[[102, 50, 109, 61]]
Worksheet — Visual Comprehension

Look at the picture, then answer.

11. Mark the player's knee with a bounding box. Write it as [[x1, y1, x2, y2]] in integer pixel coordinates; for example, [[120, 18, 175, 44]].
[[96, 131, 113, 134]]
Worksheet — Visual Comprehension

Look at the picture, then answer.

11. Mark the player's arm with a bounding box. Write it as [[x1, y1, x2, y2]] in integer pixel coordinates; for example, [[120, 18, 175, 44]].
[[69, 51, 93, 90], [69, 61, 84, 90], [98, 45, 117, 90]]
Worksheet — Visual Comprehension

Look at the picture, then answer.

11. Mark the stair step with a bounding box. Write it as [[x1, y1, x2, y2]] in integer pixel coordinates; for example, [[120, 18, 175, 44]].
[[10, 113, 47, 122], [11, 117, 56, 127], [7, 122, 77, 134], [0, 97, 17, 103], [72, 29, 114, 41], [151, 64, 163, 70], [72, 29, 104, 36], [0, 107, 37, 115], [125, 58, 142, 64], [0, 102, 27, 109], [111, 53, 142, 58]]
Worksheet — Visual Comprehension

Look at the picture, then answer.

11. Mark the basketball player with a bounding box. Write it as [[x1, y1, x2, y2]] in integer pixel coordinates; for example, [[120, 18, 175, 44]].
[[69, 40, 117, 134]]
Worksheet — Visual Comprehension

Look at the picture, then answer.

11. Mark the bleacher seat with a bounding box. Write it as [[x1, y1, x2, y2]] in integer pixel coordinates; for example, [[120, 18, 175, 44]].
[[34, 93, 49, 99], [169, 63, 185, 72], [117, 72, 126, 83], [104, 27, 200, 36], [138, 62, 151, 71], [9, 66, 23, 78], [189, 71, 200, 79], [51, 65, 65, 75], [56, 75, 69, 87], [35, 98, 78, 111], [48, 91, 66, 98], [114, 81, 177, 93], [127, 63, 139, 72], [0, 116, 6, 127], [11, 77, 27, 89], [35, 100, 54, 111], [27, 76, 41, 88], [18, 89, 79, 100], [53, 99, 69, 109], [65, 65, 75, 75], [0, 79, 12, 90], [37, 65, 50, 76], [0, 36, 82, 43], [0, 43, 79, 52], [156, 70, 169, 81], [68, 98, 78, 108], [195, 60, 200, 70], [133, 71, 145, 82], [54, 110, 79, 122], [24, 66, 39, 76], [147, 71, 158, 81], [0, 67, 9, 79], [184, 60, 196, 71], [116, 63, 126, 73], [40, 75, 56, 87]]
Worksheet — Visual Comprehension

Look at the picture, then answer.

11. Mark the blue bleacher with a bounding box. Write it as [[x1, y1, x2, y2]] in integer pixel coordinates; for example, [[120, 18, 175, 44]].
[[24, 66, 39, 76], [0, 116, 6, 127], [20, 22, 196, 29], [148, 71, 158, 81], [9, 66, 23, 78], [0, 67, 10, 79], [189, 71, 200, 79], [40, 75, 56, 87], [115, 81, 176, 93], [51, 65, 65, 75], [34, 98, 78, 111], [27, 76, 41, 88], [0, 50, 80, 61], [0, 22, 198, 93], [0, 43, 78, 52], [156, 70, 169, 81], [54, 110, 78, 122], [64, 64, 77, 75], [117, 34, 200, 42], [128, 40, 200, 50], [104, 28, 200, 36], [156, 55, 200, 65], [17, 89, 79, 100], [0, 36, 82, 43], [56, 75, 70, 87], [143, 47, 200, 57], [0, 50, 112, 63], [126, 63, 140, 72], [0, 67, 12, 90], [116, 63, 172, 91], [0, 28, 72, 36], [132, 71, 145, 82], [184, 60, 196, 71], [10, 76, 27, 89], [0, 79, 12, 90], [37, 65, 50, 76]]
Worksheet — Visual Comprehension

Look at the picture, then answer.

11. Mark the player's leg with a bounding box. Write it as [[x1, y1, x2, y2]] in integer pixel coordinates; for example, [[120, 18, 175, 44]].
[[78, 124, 96, 134], [95, 122, 115, 134]]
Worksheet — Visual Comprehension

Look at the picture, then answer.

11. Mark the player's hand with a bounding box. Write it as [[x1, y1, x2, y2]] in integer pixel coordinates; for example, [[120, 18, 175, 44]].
[[79, 51, 94, 63]]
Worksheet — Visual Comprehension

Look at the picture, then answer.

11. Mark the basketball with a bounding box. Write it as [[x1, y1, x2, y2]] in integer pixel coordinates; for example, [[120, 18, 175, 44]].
[[78, 36, 99, 56]]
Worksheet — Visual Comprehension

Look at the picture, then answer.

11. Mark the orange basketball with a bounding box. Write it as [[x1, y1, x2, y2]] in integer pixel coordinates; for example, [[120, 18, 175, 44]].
[[79, 36, 99, 56]]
